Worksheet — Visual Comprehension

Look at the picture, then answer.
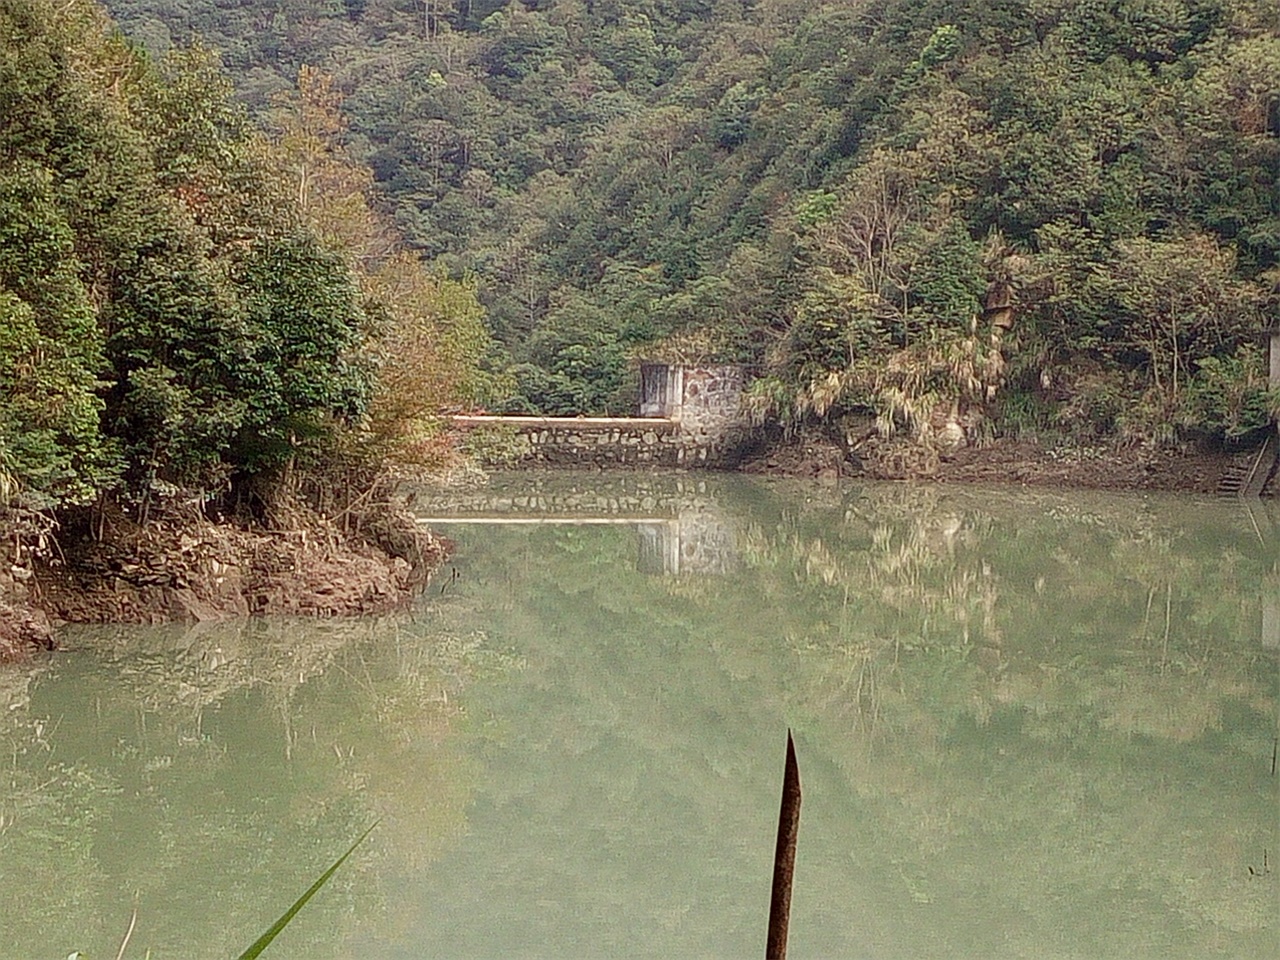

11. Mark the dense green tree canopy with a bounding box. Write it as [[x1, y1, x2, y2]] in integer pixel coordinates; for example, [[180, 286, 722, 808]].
[[6, 0, 1276, 455], [0, 0, 492, 512], [97, 0, 1277, 438]]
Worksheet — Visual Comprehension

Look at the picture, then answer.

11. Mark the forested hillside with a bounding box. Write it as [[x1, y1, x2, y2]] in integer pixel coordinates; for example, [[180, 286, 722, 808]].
[[0, 0, 492, 515], [76, 1, 1280, 441]]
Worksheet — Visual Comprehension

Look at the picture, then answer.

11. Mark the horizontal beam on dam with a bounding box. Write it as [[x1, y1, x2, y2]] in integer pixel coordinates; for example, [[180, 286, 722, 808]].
[[416, 515, 674, 525], [450, 415, 677, 428]]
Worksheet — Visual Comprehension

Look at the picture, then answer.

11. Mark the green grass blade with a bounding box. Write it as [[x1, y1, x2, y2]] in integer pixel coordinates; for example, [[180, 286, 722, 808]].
[[235, 821, 380, 960]]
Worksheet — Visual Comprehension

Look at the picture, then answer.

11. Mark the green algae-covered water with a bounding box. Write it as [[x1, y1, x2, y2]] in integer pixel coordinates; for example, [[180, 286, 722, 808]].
[[2, 475, 1276, 958]]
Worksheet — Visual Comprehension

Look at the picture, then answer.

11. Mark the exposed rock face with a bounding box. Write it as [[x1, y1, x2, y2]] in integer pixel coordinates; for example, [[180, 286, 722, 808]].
[[0, 540, 53, 660], [0, 600, 54, 660], [936, 420, 967, 456]]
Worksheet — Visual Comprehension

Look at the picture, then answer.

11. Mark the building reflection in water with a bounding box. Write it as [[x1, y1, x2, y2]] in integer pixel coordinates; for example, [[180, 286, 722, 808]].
[[635, 521, 679, 575], [635, 510, 739, 577]]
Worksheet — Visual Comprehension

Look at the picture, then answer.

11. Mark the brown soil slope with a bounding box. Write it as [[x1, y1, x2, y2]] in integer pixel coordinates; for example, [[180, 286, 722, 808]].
[[33, 506, 448, 624], [0, 500, 449, 661]]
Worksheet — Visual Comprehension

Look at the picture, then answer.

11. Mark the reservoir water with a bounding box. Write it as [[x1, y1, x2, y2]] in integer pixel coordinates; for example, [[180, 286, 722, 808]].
[[2, 473, 1276, 958]]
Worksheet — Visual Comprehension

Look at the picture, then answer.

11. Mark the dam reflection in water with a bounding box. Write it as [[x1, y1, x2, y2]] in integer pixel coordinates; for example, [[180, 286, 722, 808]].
[[415, 475, 741, 577], [1, 473, 1275, 959]]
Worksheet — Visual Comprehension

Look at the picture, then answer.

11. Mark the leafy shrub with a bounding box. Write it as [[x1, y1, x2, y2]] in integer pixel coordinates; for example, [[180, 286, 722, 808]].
[[1180, 345, 1273, 439], [459, 423, 531, 468]]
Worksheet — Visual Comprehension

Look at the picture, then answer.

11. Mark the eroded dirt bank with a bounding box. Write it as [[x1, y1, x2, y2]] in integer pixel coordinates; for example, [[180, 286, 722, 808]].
[[0, 499, 450, 661], [0, 600, 54, 660]]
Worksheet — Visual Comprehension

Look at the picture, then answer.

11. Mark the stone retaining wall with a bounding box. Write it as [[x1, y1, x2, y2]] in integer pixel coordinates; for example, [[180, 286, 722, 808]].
[[452, 413, 752, 468], [453, 363, 754, 469]]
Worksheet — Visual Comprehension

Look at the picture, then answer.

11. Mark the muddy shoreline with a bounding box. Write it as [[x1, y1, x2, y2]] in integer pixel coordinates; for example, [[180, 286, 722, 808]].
[[741, 432, 1273, 495], [2, 436, 1271, 660]]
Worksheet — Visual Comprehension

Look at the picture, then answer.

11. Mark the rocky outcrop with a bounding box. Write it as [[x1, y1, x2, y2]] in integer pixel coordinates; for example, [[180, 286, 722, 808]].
[[0, 599, 54, 660]]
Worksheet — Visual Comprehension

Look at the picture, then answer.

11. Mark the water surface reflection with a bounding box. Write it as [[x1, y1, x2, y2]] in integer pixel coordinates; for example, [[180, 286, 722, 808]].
[[1, 476, 1275, 958]]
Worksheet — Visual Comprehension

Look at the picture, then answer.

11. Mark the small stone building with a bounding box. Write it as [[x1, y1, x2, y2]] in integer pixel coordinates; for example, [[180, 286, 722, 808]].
[[639, 362, 753, 464], [639, 362, 748, 425], [638, 363, 683, 418]]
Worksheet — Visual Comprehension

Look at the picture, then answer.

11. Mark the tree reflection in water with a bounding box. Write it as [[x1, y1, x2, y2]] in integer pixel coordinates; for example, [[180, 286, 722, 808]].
[[1, 476, 1275, 959], [415, 476, 1276, 958]]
